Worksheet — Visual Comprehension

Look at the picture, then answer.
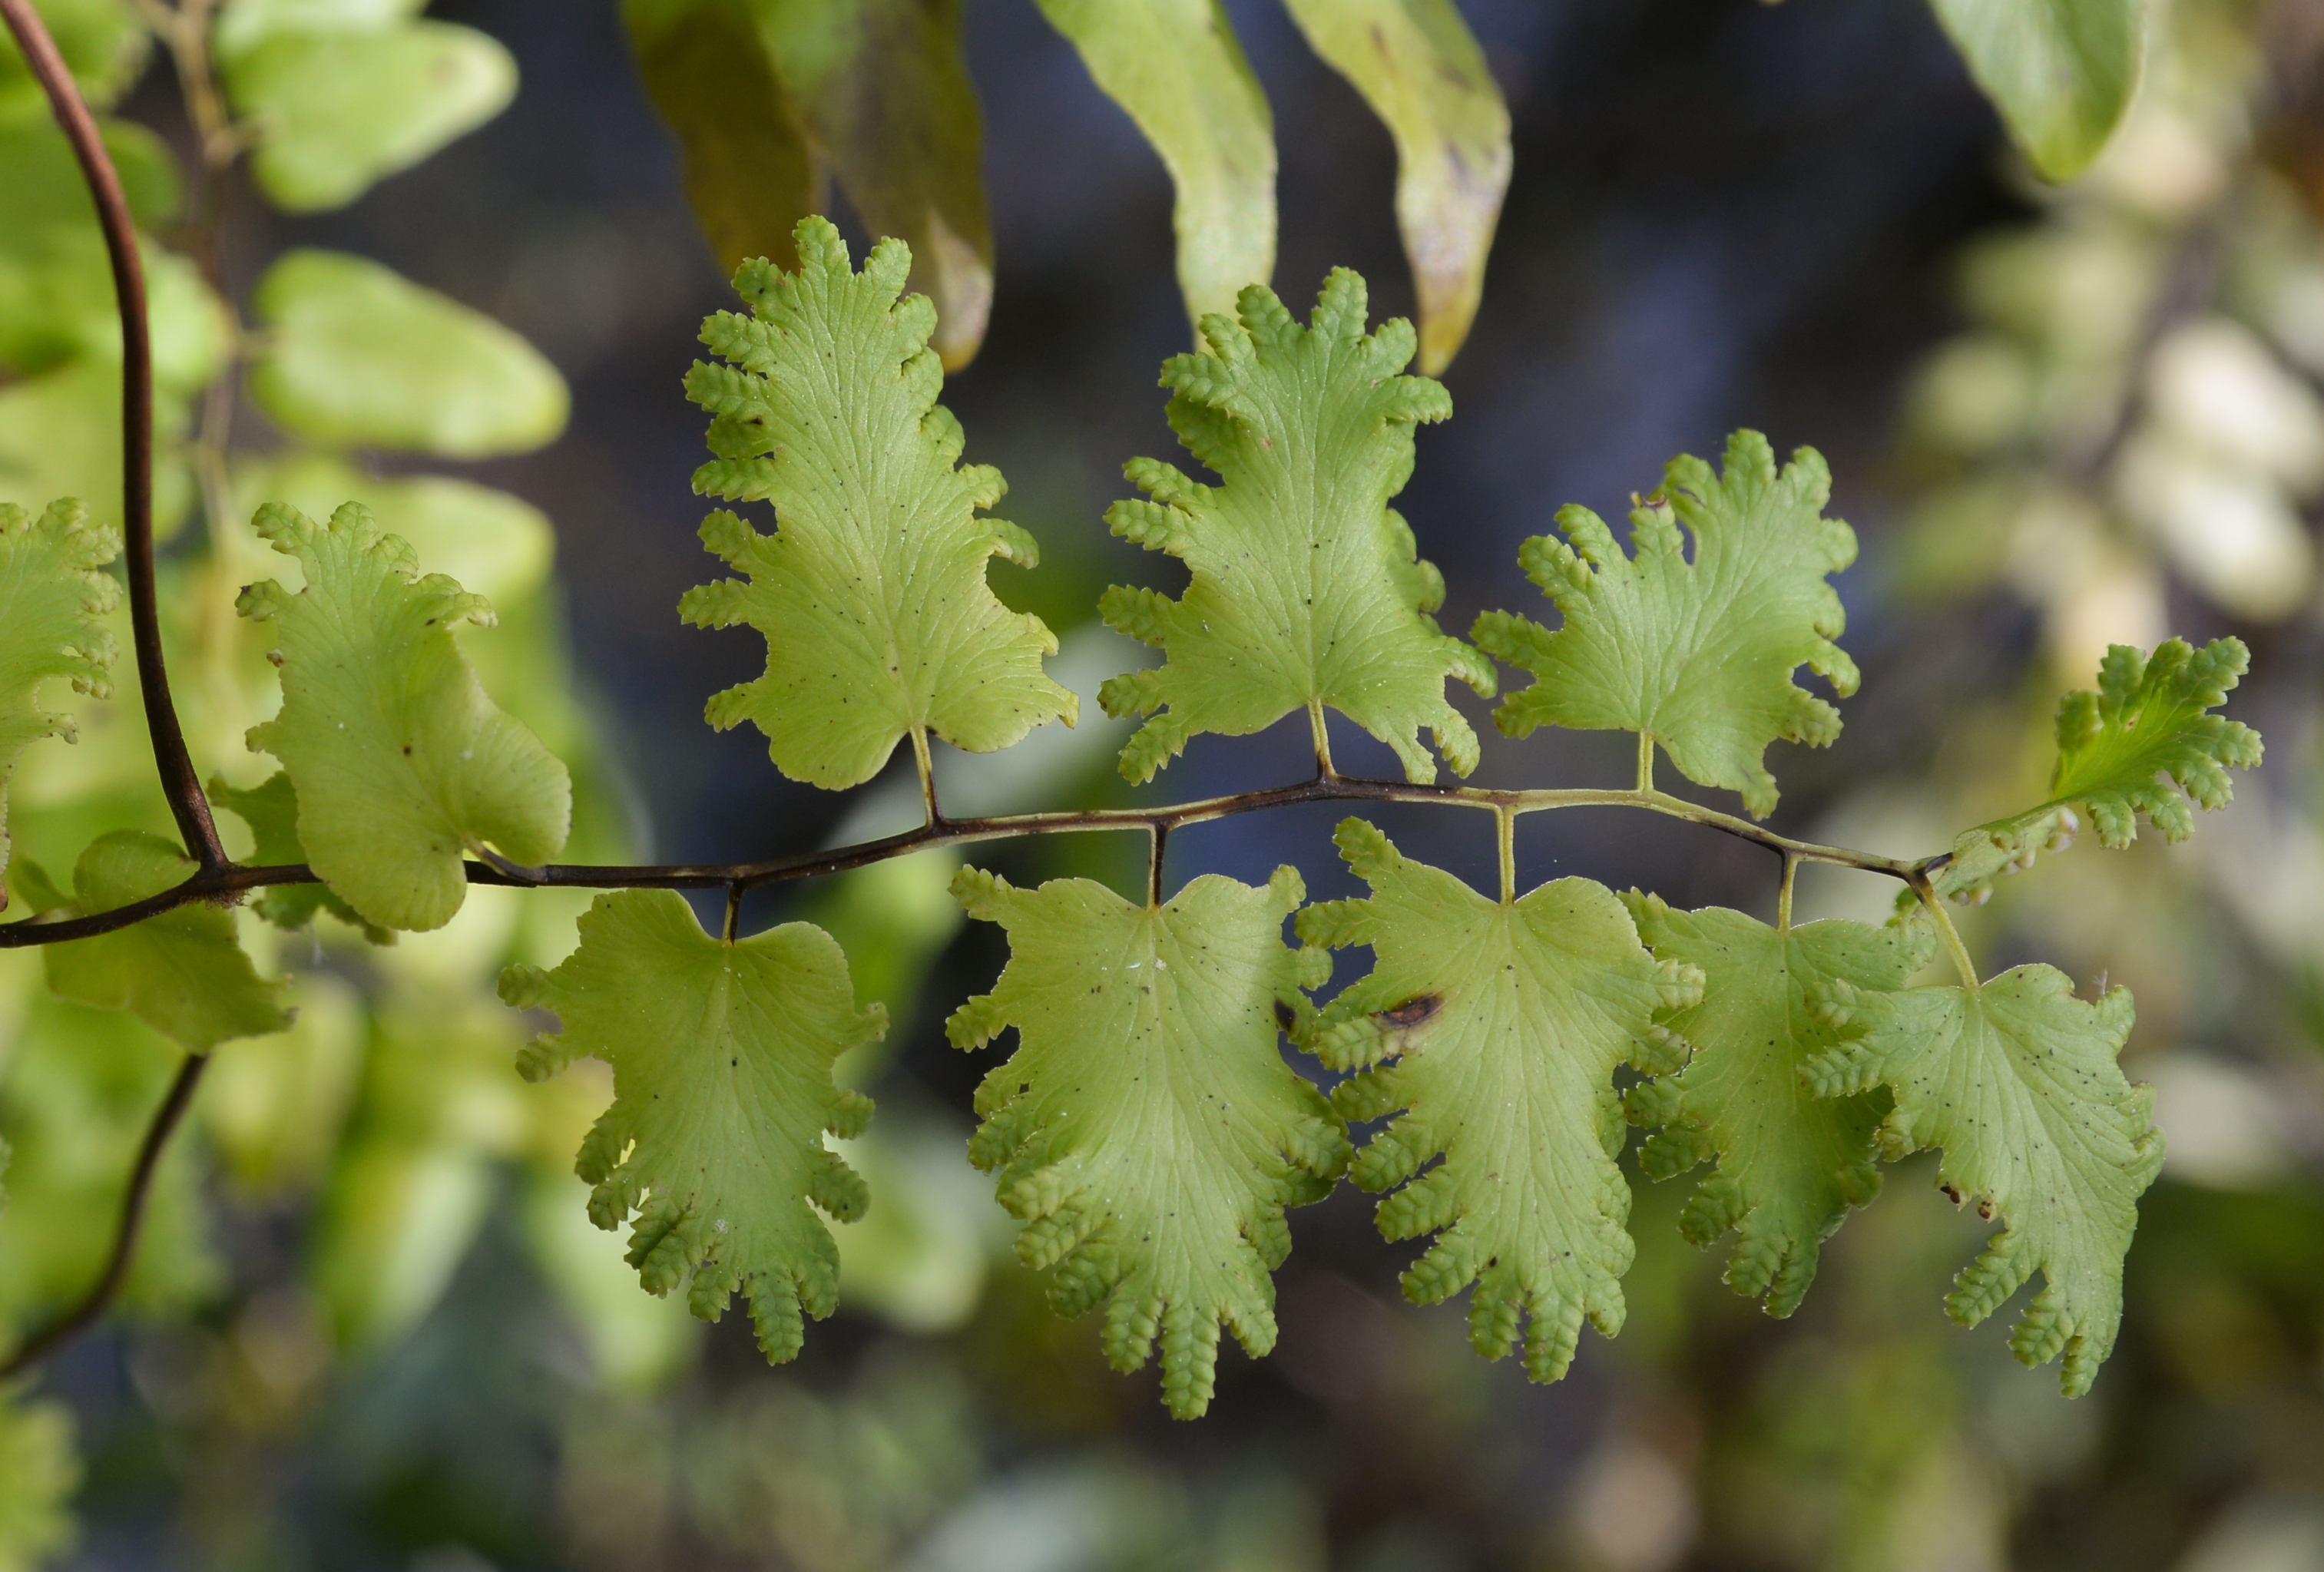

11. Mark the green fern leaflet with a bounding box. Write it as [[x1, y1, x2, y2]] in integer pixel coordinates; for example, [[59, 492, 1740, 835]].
[[1097, 271, 1495, 784], [948, 864, 1350, 1418], [502, 889, 885, 1365], [678, 216, 1076, 791], [1297, 820, 1700, 1382]]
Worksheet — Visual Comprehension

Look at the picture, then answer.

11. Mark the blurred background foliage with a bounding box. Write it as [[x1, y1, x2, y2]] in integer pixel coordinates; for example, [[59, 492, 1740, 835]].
[[2, 0, 2323, 1568]]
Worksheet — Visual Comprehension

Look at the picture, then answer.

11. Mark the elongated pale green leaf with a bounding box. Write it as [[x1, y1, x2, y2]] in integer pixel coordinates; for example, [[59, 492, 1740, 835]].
[[239, 501, 572, 932], [247, 250, 568, 458], [1296, 820, 1700, 1382], [1097, 271, 1493, 783], [1809, 966, 2162, 1395], [1475, 430, 1859, 817], [220, 22, 515, 212], [0, 1384, 78, 1570], [1931, 0, 2142, 182], [1034, 0, 1273, 329], [1280, 0, 1509, 374], [1622, 895, 1930, 1316], [501, 889, 885, 1363], [1932, 637, 2262, 902], [0, 498, 115, 904], [678, 217, 1076, 789], [214, 0, 425, 55], [759, 0, 992, 368], [624, 0, 819, 275], [43, 831, 292, 1051], [947, 864, 1349, 1418], [207, 771, 389, 942]]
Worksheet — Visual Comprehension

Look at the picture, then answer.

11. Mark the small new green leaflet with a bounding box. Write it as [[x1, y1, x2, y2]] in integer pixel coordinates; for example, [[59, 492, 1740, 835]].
[[947, 865, 1350, 1418], [41, 832, 291, 1051], [0, 498, 117, 905], [1474, 430, 1858, 817], [679, 217, 1077, 792], [1621, 896, 1929, 1316], [240, 501, 572, 933], [207, 771, 390, 944], [1808, 966, 2163, 1395], [1296, 820, 1701, 1382], [502, 889, 885, 1363], [1097, 272, 1494, 784], [1933, 637, 2262, 902]]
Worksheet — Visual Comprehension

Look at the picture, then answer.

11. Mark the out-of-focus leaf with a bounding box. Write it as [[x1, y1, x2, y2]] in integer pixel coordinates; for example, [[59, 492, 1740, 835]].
[[212, 0, 424, 58], [198, 968, 365, 1193], [0, 0, 147, 116], [624, 0, 819, 274], [233, 452, 555, 605], [42, 830, 292, 1051], [1033, 0, 1273, 330], [1280, 0, 1508, 373], [624, 0, 994, 366], [220, 21, 516, 212], [1930, 0, 2143, 182], [0, 356, 200, 535], [0, 1382, 79, 1570], [247, 249, 568, 457]]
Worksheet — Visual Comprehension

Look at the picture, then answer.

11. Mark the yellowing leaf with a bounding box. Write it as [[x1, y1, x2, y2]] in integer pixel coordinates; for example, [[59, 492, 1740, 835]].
[[678, 217, 1076, 791], [1932, 637, 2263, 903], [1296, 820, 1700, 1382], [1097, 270, 1494, 783], [1034, 0, 1274, 329], [1809, 966, 2162, 1395], [0, 498, 116, 905], [1930, 0, 2142, 183], [239, 501, 571, 933], [43, 831, 292, 1051], [1280, 0, 1509, 374], [247, 250, 569, 458], [1475, 430, 1859, 817], [947, 864, 1349, 1418], [1622, 895, 1930, 1317], [501, 889, 885, 1363], [624, 0, 819, 276]]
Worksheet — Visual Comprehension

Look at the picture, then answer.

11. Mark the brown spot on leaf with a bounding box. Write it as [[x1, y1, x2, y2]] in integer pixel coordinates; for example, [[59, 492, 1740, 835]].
[[1379, 994, 1442, 1029]]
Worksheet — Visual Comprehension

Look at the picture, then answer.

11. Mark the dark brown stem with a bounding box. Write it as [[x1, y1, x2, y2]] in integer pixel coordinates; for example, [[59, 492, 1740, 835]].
[[0, 0, 225, 869], [0, 1052, 210, 1378]]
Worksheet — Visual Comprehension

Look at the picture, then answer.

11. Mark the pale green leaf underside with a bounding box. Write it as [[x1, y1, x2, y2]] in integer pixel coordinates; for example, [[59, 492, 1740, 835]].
[[1475, 429, 1859, 818], [947, 863, 1349, 1418], [1097, 271, 1494, 785], [1930, 0, 2143, 182], [1035, 0, 1273, 331], [1280, 0, 1509, 375], [1622, 895, 1928, 1317], [207, 770, 389, 943], [1933, 637, 2262, 902], [500, 889, 885, 1364], [1297, 819, 1699, 1382], [678, 217, 1077, 791], [1808, 965, 2162, 1395], [44, 830, 292, 1051], [0, 498, 118, 904], [240, 501, 572, 933], [221, 19, 515, 213], [248, 248, 569, 458]]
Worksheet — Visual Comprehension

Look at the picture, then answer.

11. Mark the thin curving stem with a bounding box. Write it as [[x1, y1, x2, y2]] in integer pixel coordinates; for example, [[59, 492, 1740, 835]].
[[0, 0, 226, 869]]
